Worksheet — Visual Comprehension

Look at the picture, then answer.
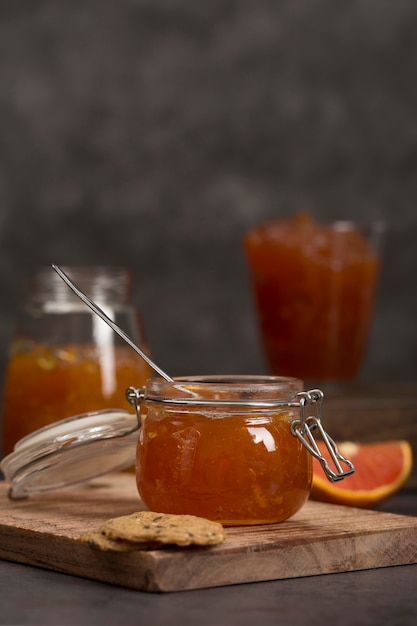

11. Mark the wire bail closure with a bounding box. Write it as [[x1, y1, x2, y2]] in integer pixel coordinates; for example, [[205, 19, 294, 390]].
[[126, 386, 144, 427], [126, 385, 355, 484], [291, 389, 355, 483]]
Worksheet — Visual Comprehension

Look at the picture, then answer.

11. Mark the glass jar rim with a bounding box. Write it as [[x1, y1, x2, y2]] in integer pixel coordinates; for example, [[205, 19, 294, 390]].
[[26, 265, 134, 307], [135, 374, 304, 408]]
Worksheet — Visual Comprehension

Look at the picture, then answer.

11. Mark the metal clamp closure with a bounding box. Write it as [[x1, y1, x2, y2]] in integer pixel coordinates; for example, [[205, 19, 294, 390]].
[[291, 389, 355, 483], [126, 386, 145, 427]]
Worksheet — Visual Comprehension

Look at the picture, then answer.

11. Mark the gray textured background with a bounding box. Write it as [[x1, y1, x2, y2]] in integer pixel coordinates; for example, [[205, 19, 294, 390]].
[[1, 0, 417, 384]]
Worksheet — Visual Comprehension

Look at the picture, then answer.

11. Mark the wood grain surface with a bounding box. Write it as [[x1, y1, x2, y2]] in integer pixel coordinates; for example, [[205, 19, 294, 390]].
[[1, 473, 417, 592]]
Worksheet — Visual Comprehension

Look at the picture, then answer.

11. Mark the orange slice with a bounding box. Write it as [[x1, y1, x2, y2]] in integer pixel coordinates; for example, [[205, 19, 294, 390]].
[[311, 440, 413, 508]]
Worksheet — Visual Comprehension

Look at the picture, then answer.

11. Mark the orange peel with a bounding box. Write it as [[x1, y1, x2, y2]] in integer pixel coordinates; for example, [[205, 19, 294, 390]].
[[311, 440, 413, 508]]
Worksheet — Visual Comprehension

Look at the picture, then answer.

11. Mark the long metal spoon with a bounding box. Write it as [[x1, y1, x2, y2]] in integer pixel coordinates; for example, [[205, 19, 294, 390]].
[[51, 264, 174, 383]]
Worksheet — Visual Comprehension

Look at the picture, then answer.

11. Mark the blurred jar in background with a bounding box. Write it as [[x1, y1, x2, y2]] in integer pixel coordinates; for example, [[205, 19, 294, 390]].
[[244, 213, 382, 382], [1, 267, 152, 455]]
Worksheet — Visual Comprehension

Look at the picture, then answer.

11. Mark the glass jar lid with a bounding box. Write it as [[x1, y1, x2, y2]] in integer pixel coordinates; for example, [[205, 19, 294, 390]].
[[1, 409, 139, 500]]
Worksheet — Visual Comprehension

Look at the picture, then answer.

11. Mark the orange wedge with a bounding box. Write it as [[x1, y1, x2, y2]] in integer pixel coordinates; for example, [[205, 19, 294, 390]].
[[311, 440, 413, 508]]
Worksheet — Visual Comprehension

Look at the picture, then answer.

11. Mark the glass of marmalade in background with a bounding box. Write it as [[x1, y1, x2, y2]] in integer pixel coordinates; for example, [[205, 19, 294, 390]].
[[244, 213, 382, 382], [1, 266, 152, 456], [136, 375, 311, 525]]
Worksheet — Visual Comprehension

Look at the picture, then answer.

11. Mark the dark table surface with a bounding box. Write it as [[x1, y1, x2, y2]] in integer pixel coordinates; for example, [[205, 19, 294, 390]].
[[1, 491, 417, 626]]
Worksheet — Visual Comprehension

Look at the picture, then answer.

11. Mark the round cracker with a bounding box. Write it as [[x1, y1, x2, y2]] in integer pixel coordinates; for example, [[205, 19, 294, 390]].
[[99, 510, 225, 547]]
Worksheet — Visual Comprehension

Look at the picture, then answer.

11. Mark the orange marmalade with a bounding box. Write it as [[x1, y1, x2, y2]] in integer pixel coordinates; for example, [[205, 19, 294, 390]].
[[244, 213, 380, 381], [2, 341, 151, 455], [135, 376, 312, 525]]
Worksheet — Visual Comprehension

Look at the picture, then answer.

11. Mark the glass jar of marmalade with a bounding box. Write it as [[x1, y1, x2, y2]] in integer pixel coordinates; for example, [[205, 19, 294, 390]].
[[1, 266, 152, 456], [128, 375, 354, 525], [244, 213, 382, 381]]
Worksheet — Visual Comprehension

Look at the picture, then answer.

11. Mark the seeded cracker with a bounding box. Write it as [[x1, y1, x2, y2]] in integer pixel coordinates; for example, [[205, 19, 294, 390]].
[[80, 511, 226, 551]]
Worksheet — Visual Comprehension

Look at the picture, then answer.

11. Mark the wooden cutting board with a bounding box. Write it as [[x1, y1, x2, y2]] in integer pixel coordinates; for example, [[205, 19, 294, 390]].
[[1, 473, 417, 592]]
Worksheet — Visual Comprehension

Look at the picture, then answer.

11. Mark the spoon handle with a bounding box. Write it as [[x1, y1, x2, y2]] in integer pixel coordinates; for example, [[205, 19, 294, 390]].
[[51, 264, 173, 383]]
